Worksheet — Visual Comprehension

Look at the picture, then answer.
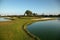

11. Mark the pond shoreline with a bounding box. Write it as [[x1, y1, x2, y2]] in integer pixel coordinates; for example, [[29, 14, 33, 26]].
[[22, 22, 40, 40], [22, 18, 55, 40]]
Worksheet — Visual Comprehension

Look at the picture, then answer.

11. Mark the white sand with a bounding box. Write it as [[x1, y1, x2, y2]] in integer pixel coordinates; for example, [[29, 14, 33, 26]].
[[32, 18, 53, 20]]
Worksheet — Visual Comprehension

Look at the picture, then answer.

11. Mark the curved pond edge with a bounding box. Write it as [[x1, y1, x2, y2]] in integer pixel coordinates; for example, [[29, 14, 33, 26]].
[[22, 22, 40, 40], [22, 18, 56, 40]]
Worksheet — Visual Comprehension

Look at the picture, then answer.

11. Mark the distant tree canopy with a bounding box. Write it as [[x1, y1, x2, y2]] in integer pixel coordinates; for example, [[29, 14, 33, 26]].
[[58, 14, 60, 17], [24, 10, 33, 16], [24, 10, 60, 17], [33, 13, 37, 16]]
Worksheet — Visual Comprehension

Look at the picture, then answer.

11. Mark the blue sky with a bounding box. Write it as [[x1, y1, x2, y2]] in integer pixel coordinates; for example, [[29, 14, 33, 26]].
[[0, 0, 60, 15]]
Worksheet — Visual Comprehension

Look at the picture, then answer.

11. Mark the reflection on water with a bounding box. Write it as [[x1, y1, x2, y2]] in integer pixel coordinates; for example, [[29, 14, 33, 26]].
[[57, 18, 60, 20], [0, 18, 11, 21], [27, 20, 60, 40]]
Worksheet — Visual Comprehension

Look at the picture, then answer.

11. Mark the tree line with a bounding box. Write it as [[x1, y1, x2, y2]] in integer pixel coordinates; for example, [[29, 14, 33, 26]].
[[0, 10, 60, 17], [24, 10, 60, 17]]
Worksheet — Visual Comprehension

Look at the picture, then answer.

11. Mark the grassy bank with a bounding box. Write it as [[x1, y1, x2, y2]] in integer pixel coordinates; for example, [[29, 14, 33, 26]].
[[0, 17, 40, 40], [0, 17, 55, 40], [22, 20, 40, 40]]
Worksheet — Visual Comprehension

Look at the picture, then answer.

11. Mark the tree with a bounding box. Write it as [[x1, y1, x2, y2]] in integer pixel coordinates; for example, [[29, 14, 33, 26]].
[[33, 13, 37, 16], [48, 15, 53, 17], [0, 15, 1, 17], [58, 14, 60, 17], [24, 10, 32, 16]]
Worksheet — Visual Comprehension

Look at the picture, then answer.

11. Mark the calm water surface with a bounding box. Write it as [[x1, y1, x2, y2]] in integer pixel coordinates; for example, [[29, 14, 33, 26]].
[[0, 18, 11, 21], [27, 20, 60, 40]]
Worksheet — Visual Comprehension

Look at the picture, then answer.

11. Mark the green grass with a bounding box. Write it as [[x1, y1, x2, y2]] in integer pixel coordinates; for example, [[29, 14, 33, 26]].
[[0, 17, 54, 40], [0, 17, 36, 40]]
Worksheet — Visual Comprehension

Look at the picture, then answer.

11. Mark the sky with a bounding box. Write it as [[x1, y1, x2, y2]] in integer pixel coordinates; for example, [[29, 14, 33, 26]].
[[0, 0, 60, 15]]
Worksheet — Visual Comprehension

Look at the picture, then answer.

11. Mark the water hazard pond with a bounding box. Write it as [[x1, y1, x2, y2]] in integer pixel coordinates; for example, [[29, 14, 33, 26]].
[[0, 17, 11, 22], [27, 20, 60, 40]]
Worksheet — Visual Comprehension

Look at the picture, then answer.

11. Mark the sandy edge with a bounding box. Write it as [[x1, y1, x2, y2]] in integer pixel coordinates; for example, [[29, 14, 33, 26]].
[[32, 18, 55, 20], [22, 18, 55, 40]]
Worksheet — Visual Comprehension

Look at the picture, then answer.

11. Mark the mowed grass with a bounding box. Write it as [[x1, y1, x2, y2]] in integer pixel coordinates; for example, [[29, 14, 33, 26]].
[[0, 17, 37, 40]]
